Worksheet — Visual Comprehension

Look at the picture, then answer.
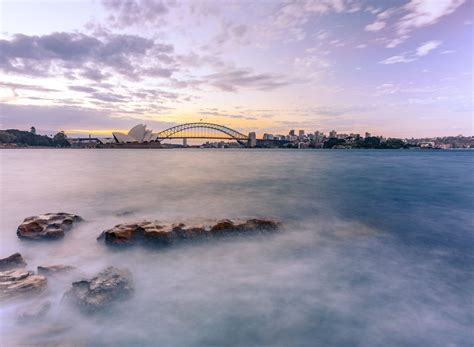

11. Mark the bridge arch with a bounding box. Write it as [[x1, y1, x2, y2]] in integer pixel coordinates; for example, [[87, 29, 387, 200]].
[[155, 122, 249, 143]]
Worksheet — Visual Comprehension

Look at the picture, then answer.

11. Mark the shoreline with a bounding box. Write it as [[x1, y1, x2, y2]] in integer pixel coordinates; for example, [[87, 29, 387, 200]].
[[0, 145, 471, 151]]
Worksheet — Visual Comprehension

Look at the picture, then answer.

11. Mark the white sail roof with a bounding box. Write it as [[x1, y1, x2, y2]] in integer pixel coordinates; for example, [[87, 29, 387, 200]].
[[128, 124, 147, 142]]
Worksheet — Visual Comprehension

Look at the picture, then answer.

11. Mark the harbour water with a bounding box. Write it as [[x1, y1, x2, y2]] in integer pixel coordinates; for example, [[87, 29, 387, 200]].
[[0, 149, 473, 346]]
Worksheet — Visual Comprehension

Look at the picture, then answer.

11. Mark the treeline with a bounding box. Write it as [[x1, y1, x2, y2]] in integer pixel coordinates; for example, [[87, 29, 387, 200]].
[[0, 129, 70, 147], [323, 137, 408, 149]]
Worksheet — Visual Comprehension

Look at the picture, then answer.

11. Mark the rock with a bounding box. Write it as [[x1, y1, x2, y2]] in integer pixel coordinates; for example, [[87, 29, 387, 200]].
[[115, 210, 135, 217], [63, 266, 133, 313], [98, 218, 281, 247], [0, 253, 27, 271], [239, 218, 281, 231], [37, 265, 76, 276], [209, 219, 236, 234], [16, 300, 51, 323], [17, 213, 83, 241], [0, 269, 47, 300]]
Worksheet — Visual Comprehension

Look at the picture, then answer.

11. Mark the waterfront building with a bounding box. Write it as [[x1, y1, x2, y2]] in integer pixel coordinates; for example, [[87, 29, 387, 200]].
[[298, 130, 305, 138], [314, 131, 324, 142], [113, 124, 158, 143], [365, 132, 371, 138], [248, 132, 257, 147], [329, 130, 337, 138], [289, 129, 295, 136], [288, 135, 298, 142], [263, 133, 274, 140]]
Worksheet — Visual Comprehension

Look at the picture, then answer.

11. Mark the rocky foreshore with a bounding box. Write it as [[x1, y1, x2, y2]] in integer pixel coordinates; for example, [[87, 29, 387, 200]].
[[0, 252, 27, 271], [97, 218, 281, 247], [63, 266, 134, 314], [17, 212, 83, 241], [0, 268, 47, 300], [2, 213, 281, 318]]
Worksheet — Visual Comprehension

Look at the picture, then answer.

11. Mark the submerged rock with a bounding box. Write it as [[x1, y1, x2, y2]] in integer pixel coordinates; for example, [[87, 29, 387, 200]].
[[17, 213, 83, 241], [0, 253, 27, 271], [98, 218, 281, 247], [63, 266, 133, 313], [16, 300, 51, 323], [0, 269, 47, 300], [37, 265, 76, 276]]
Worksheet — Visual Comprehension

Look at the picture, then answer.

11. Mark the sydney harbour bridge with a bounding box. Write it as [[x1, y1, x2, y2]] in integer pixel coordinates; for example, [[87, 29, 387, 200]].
[[155, 122, 249, 143]]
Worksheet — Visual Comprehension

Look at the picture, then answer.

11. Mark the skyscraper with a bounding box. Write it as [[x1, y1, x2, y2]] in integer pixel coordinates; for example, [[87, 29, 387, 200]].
[[248, 132, 257, 147], [329, 130, 337, 138], [298, 130, 305, 138], [289, 129, 295, 136]]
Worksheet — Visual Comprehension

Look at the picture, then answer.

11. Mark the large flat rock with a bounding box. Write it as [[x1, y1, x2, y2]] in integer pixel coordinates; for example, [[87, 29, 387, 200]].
[[17, 213, 83, 241], [97, 218, 281, 247]]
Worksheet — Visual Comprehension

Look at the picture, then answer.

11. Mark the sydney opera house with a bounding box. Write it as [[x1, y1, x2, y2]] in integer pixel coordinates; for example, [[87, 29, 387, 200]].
[[113, 124, 157, 143]]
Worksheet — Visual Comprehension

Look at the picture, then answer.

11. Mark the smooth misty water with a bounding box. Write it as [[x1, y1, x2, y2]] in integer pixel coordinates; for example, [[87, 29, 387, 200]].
[[0, 149, 472, 347]]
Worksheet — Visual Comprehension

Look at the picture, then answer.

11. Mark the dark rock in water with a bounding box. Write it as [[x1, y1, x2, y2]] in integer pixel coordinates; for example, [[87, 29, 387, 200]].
[[63, 266, 133, 313], [17, 213, 83, 241], [98, 218, 281, 247], [0, 269, 47, 300], [115, 210, 135, 217], [37, 265, 76, 276], [16, 300, 51, 323], [0, 253, 27, 271]]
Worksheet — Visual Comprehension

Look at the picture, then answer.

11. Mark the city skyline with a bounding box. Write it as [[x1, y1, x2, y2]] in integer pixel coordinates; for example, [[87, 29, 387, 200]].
[[1, 0, 473, 138]]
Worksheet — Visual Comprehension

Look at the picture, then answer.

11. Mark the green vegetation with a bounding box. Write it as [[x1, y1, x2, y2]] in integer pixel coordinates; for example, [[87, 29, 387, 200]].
[[353, 137, 408, 149], [323, 138, 347, 148], [0, 129, 70, 147], [321, 136, 408, 149]]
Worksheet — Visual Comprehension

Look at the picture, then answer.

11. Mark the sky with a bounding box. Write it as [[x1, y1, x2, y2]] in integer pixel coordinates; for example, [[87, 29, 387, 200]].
[[0, 0, 473, 138]]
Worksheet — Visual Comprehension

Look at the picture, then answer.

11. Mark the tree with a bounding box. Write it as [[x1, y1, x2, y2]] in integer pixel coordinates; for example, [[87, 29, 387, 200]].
[[4, 129, 54, 146], [0, 130, 16, 143], [324, 138, 346, 148], [53, 131, 70, 147]]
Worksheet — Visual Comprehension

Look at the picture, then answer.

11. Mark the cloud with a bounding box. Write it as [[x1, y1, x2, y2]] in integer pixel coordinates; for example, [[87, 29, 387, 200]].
[[365, 21, 386, 31], [397, 0, 465, 35], [200, 111, 257, 121], [365, 8, 397, 33], [380, 40, 442, 64], [69, 85, 98, 93], [205, 69, 293, 92], [0, 103, 175, 132], [0, 82, 58, 93], [374, 83, 401, 95], [382, 0, 465, 47], [210, 21, 250, 50], [0, 32, 173, 81], [274, 0, 349, 29], [102, 0, 172, 28], [379, 55, 416, 64], [416, 40, 442, 56]]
